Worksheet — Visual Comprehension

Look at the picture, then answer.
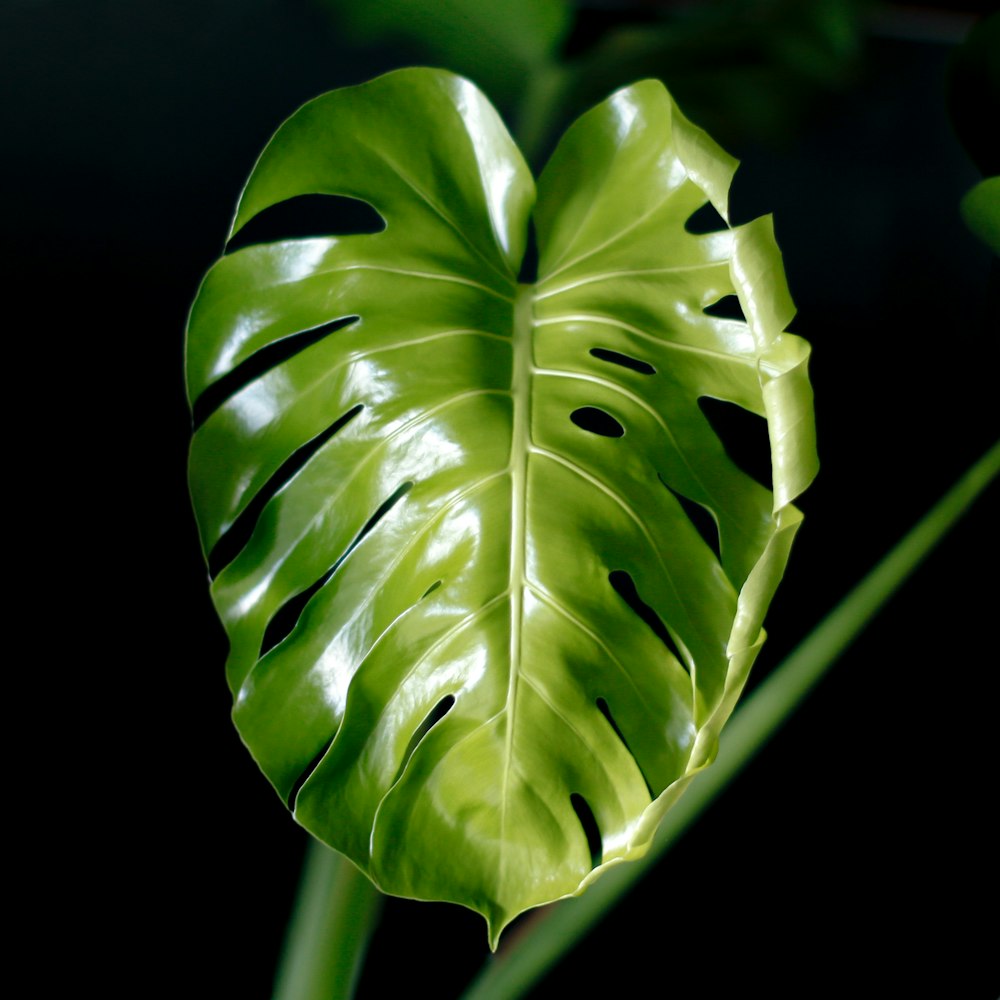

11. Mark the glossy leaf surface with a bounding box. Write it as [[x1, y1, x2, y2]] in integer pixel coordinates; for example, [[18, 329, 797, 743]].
[[187, 67, 817, 944]]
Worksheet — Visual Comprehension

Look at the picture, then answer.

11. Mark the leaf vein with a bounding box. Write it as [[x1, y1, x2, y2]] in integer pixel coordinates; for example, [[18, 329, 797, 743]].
[[535, 263, 724, 300]]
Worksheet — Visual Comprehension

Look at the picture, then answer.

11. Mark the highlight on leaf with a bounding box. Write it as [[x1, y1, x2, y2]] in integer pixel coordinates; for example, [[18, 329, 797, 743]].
[[186, 66, 817, 946]]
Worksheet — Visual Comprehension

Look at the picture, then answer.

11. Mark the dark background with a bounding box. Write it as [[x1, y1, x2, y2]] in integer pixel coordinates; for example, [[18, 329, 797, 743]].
[[8, 1, 996, 996]]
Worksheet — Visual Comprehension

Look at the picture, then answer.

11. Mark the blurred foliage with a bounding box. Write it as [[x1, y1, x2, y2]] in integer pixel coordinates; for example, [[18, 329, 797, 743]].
[[961, 177, 1000, 255], [535, 0, 871, 158], [947, 14, 998, 255], [317, 0, 872, 163], [946, 12, 999, 177], [325, 0, 571, 109]]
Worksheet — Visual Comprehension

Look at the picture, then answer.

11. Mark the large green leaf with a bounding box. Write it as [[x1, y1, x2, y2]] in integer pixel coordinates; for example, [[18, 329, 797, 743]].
[[187, 67, 817, 945]]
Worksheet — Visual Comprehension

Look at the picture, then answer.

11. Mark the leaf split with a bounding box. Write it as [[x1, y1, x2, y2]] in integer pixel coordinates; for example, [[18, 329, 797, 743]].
[[186, 67, 817, 945]]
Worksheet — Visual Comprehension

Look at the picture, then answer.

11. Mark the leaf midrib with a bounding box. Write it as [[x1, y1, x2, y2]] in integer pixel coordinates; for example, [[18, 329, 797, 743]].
[[499, 285, 534, 893]]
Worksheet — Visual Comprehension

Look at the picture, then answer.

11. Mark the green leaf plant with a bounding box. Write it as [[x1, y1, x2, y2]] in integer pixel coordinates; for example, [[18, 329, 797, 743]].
[[186, 67, 818, 947]]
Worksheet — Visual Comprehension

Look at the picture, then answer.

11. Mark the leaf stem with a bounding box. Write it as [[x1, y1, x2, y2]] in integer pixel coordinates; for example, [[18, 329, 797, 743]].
[[460, 438, 1000, 1000], [272, 838, 383, 1000], [512, 62, 569, 169]]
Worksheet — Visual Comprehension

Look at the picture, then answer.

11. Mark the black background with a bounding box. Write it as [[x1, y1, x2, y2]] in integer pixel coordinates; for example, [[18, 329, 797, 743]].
[[8, 2, 996, 996]]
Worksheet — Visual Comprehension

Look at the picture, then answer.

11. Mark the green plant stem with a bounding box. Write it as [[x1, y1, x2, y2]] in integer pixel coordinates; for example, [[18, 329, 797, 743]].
[[461, 439, 1000, 1000], [512, 61, 568, 167], [272, 838, 383, 1000]]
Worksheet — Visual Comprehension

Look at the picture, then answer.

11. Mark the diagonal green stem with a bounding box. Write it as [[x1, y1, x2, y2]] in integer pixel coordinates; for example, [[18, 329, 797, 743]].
[[460, 438, 1000, 1000], [272, 837, 383, 1000]]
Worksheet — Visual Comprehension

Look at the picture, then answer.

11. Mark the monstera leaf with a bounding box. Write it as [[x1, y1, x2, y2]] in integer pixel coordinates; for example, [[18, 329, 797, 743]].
[[187, 67, 817, 944]]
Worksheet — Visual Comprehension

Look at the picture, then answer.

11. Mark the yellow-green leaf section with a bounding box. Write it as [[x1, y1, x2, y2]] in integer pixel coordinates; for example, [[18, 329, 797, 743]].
[[186, 67, 817, 946]]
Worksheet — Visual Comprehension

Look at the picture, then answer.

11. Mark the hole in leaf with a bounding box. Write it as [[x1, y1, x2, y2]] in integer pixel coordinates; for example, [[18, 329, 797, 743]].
[[227, 194, 385, 252], [349, 480, 414, 557], [208, 404, 365, 578], [684, 201, 727, 235], [589, 347, 656, 375], [703, 294, 746, 322], [608, 570, 688, 674], [570, 406, 624, 438], [420, 580, 443, 600], [570, 793, 602, 868], [517, 220, 539, 284], [658, 474, 721, 560], [393, 695, 456, 785], [192, 316, 358, 431], [699, 397, 772, 490], [596, 697, 654, 797], [258, 480, 413, 656], [288, 735, 334, 810]]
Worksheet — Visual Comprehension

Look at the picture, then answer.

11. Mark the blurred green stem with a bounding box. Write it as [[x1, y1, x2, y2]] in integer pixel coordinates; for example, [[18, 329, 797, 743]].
[[273, 837, 383, 1000], [461, 438, 1000, 1000], [512, 61, 569, 168]]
